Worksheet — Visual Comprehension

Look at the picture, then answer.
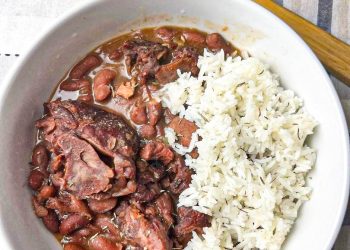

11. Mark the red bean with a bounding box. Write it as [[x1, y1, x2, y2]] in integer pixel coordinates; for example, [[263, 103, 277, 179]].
[[60, 80, 81, 91], [206, 33, 233, 54], [64, 243, 86, 250], [32, 196, 48, 217], [139, 124, 156, 139], [42, 210, 59, 233], [31, 144, 49, 167], [70, 54, 102, 80], [28, 169, 45, 190], [183, 30, 206, 46], [87, 198, 117, 214], [130, 104, 147, 125], [59, 214, 91, 235], [155, 27, 176, 42], [147, 100, 162, 126], [77, 79, 93, 103], [109, 49, 123, 61], [93, 69, 116, 102], [89, 235, 122, 250]]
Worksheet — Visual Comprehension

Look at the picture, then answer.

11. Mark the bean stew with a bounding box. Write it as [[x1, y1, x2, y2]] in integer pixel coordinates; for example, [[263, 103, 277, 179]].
[[28, 26, 236, 250]]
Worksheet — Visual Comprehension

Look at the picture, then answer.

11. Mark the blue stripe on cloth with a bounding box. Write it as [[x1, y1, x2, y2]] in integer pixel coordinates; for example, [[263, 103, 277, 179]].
[[275, 0, 283, 5], [317, 0, 333, 32]]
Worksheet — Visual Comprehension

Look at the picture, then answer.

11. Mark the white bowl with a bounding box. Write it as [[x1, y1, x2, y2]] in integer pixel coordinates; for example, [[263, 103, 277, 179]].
[[0, 0, 348, 249]]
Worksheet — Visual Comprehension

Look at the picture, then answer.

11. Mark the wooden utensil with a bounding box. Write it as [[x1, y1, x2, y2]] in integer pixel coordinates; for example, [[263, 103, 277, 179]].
[[254, 0, 350, 86]]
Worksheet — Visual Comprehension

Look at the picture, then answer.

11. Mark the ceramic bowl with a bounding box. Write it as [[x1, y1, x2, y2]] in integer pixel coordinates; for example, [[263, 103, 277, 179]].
[[0, 0, 348, 249]]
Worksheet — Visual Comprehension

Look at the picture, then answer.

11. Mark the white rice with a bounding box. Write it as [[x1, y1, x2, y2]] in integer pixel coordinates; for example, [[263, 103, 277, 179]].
[[158, 49, 317, 250]]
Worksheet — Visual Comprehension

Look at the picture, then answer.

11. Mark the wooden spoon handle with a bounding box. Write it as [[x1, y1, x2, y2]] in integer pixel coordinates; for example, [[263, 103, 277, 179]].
[[254, 0, 350, 86]]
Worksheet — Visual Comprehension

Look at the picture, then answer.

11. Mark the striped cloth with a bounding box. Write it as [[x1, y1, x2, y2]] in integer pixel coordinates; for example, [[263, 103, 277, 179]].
[[0, 0, 349, 249]]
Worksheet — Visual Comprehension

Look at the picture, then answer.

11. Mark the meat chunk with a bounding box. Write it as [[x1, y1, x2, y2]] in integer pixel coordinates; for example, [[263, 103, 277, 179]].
[[56, 134, 114, 198], [154, 192, 174, 227], [43, 100, 139, 158], [115, 80, 135, 99], [206, 33, 233, 54], [38, 100, 140, 197], [167, 156, 192, 195], [121, 39, 168, 84], [136, 160, 165, 184], [168, 116, 197, 147], [130, 183, 161, 203], [140, 141, 174, 165], [115, 203, 171, 250], [155, 47, 199, 84], [174, 207, 210, 245]]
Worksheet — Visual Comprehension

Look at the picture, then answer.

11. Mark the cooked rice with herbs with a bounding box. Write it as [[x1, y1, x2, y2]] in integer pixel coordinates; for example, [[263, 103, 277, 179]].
[[158, 49, 317, 250]]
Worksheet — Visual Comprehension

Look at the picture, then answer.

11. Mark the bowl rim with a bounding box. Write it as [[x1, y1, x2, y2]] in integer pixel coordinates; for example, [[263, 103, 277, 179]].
[[0, 0, 348, 249]]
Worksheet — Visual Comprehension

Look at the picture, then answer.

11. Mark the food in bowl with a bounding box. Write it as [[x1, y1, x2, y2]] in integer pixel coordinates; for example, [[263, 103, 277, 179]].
[[27, 26, 317, 250]]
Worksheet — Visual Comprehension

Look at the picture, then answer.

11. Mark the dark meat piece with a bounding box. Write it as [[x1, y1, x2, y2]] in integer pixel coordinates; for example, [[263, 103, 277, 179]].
[[122, 39, 168, 84], [155, 47, 199, 84], [56, 134, 114, 198], [42, 100, 139, 158], [153, 192, 174, 227], [38, 100, 140, 197], [115, 203, 171, 250], [140, 141, 174, 165], [206, 33, 233, 54], [130, 183, 161, 203], [46, 192, 90, 216], [167, 156, 192, 195], [136, 160, 164, 184], [174, 207, 210, 245], [168, 116, 197, 147]]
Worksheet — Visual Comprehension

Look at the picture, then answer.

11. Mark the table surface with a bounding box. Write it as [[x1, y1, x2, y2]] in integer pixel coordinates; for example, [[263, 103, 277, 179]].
[[0, 0, 349, 249]]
